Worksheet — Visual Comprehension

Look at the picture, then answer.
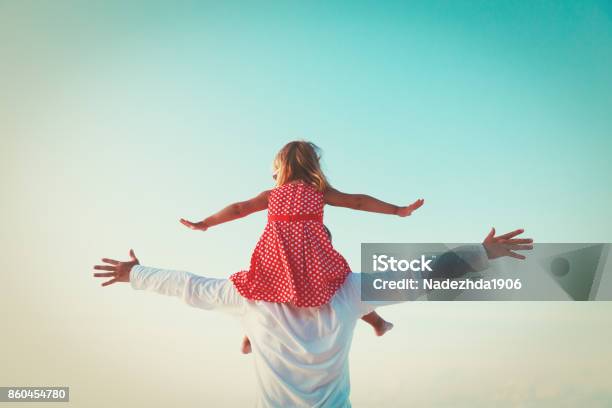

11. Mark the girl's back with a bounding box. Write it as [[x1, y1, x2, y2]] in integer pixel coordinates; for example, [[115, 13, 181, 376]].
[[268, 181, 324, 216]]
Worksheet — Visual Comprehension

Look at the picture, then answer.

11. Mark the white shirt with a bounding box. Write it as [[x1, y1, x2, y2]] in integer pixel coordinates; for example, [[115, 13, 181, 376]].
[[130, 267, 377, 408], [129, 245, 487, 407]]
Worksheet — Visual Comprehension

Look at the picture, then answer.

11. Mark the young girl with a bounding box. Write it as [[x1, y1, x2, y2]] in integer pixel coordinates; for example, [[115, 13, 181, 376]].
[[180, 141, 424, 354]]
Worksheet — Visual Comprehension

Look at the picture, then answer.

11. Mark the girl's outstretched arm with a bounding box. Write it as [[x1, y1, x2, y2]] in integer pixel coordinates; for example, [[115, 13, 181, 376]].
[[180, 190, 271, 231], [324, 188, 424, 217]]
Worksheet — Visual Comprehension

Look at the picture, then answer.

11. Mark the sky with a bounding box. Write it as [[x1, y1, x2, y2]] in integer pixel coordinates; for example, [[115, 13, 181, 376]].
[[2, 1, 612, 407]]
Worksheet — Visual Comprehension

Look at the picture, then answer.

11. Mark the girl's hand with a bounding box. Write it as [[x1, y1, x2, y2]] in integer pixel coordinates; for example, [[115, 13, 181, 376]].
[[180, 218, 209, 231], [397, 199, 425, 217]]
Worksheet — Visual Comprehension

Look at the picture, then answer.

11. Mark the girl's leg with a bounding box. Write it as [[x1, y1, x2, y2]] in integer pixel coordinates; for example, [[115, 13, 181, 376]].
[[361, 311, 394, 336], [241, 336, 252, 354]]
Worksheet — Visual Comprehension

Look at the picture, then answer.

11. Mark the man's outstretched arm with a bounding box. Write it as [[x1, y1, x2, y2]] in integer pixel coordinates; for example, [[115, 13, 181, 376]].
[[353, 227, 534, 309], [93, 250, 245, 315]]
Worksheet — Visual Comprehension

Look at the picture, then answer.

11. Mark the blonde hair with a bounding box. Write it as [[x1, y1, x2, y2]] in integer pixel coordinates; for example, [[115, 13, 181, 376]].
[[272, 141, 330, 191]]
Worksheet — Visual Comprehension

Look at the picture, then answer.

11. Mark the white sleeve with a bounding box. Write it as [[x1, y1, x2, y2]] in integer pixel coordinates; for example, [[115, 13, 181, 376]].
[[356, 244, 492, 307], [130, 265, 246, 315]]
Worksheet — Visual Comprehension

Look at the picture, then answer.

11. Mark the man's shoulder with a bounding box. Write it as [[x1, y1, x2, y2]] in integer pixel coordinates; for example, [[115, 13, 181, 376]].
[[330, 273, 377, 318], [333, 272, 357, 293], [332, 273, 363, 305]]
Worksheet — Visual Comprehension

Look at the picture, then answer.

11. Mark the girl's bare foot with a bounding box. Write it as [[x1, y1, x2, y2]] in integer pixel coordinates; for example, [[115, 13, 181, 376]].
[[374, 320, 394, 337], [241, 336, 252, 354]]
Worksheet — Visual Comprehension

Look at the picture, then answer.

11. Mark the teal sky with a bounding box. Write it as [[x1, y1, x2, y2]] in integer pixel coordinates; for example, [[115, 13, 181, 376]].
[[2, 1, 612, 406]]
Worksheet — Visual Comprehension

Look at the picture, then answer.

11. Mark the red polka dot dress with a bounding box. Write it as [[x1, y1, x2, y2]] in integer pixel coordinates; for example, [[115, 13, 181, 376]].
[[229, 181, 351, 307]]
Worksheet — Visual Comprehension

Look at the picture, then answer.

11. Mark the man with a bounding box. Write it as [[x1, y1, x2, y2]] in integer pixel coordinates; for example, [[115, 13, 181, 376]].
[[93, 227, 531, 407]]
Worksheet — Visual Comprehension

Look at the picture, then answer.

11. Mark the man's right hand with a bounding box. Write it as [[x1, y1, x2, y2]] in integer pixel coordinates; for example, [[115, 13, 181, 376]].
[[482, 228, 533, 260], [93, 249, 140, 286]]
